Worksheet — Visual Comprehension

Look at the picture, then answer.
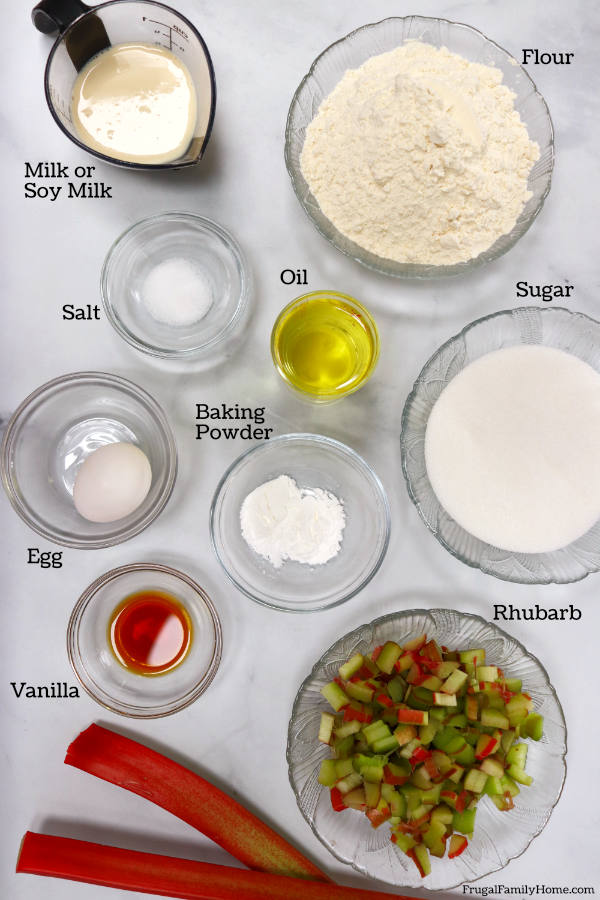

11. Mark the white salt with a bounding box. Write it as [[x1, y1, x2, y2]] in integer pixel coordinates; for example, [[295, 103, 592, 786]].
[[141, 257, 213, 327], [424, 345, 600, 554]]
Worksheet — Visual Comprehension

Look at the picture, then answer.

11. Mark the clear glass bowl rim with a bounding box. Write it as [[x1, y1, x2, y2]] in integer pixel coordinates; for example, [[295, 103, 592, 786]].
[[270, 290, 381, 400], [100, 211, 251, 359], [285, 15, 555, 280], [67, 562, 223, 718], [400, 306, 600, 583], [209, 432, 391, 612], [287, 606, 567, 888], [1, 371, 178, 549]]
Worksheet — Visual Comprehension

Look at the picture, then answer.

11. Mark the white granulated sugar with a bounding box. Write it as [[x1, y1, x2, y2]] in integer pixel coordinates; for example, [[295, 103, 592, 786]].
[[301, 42, 540, 265], [424, 345, 600, 554], [240, 474, 346, 567], [141, 257, 213, 327]]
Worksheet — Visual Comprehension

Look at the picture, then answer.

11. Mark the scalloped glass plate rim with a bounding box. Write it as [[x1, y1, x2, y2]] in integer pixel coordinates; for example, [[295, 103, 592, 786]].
[[287, 607, 567, 889]]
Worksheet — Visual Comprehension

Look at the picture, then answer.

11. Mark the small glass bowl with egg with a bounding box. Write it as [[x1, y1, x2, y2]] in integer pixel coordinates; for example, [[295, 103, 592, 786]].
[[401, 307, 600, 584], [209, 433, 391, 612], [101, 213, 250, 360], [1, 372, 177, 549], [68, 563, 222, 718]]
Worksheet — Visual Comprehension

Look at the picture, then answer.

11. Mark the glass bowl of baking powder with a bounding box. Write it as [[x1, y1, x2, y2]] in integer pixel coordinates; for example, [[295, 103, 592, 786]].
[[286, 16, 554, 278], [209, 434, 390, 611]]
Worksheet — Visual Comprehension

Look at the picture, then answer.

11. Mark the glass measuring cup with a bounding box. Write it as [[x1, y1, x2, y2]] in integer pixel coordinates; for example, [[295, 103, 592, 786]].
[[32, 0, 216, 169]]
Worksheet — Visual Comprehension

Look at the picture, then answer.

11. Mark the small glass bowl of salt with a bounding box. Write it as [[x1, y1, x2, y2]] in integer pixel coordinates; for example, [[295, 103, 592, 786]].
[[101, 213, 250, 359]]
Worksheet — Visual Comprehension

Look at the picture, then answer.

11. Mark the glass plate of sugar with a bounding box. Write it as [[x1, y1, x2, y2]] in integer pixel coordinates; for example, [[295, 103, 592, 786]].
[[401, 306, 600, 584]]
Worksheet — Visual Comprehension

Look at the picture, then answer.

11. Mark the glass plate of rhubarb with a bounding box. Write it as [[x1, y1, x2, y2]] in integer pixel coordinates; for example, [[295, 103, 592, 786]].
[[287, 608, 567, 890]]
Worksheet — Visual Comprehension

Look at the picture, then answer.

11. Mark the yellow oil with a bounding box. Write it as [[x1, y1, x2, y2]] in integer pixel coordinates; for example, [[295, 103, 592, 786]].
[[272, 293, 379, 400]]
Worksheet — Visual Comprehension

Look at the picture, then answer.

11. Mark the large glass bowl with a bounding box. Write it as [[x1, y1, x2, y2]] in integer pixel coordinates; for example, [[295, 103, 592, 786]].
[[68, 563, 222, 718], [287, 608, 567, 890], [1, 372, 177, 548], [401, 307, 600, 583], [209, 434, 390, 612], [285, 16, 554, 279]]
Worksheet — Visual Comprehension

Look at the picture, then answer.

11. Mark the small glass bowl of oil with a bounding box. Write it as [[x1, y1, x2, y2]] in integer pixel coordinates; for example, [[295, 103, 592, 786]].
[[271, 291, 380, 402], [67, 563, 222, 718]]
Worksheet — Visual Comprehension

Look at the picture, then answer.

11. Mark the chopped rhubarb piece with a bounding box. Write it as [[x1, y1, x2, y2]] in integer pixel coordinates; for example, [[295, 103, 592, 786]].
[[338, 653, 364, 681], [16, 832, 421, 900], [501, 790, 515, 810], [394, 653, 414, 673], [65, 725, 329, 882], [371, 645, 384, 661], [366, 807, 391, 828], [376, 642, 403, 674], [397, 708, 428, 725], [355, 656, 379, 679], [393, 724, 418, 748], [342, 788, 367, 810], [403, 634, 427, 653], [448, 834, 468, 859], [409, 811, 431, 829], [321, 681, 350, 712], [463, 769, 488, 794], [330, 787, 347, 812], [432, 691, 457, 707], [423, 757, 441, 781], [375, 693, 394, 708], [383, 765, 408, 786], [345, 681, 375, 703], [407, 844, 430, 878], [406, 662, 425, 685], [409, 747, 432, 766], [475, 734, 499, 760], [343, 702, 373, 723], [318, 713, 335, 745], [421, 639, 443, 662], [466, 696, 479, 721], [455, 790, 470, 814], [317, 760, 337, 787]]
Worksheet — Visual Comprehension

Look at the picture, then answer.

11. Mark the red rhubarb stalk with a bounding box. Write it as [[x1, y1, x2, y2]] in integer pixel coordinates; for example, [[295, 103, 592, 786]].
[[65, 725, 328, 882], [17, 833, 418, 900]]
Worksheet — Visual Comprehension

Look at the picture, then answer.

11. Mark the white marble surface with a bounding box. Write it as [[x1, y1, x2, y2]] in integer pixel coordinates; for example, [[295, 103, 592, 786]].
[[2, 0, 599, 897]]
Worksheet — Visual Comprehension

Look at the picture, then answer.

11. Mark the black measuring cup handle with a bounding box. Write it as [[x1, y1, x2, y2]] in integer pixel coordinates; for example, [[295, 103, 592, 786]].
[[32, 0, 91, 34]]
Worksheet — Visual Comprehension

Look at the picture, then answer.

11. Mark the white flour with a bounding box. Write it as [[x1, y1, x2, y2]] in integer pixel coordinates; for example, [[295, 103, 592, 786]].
[[301, 42, 540, 265], [425, 346, 600, 553], [240, 475, 345, 567]]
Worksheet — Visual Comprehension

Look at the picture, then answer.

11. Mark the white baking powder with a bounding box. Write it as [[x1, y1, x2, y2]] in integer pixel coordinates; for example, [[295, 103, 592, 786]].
[[301, 42, 540, 265], [425, 345, 600, 553], [240, 474, 346, 567]]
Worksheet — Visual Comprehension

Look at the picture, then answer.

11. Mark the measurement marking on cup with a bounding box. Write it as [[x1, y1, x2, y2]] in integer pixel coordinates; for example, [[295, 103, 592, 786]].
[[142, 17, 189, 53], [49, 87, 73, 124]]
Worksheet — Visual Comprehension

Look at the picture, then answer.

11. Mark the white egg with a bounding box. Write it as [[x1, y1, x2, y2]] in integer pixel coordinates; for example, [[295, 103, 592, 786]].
[[73, 442, 152, 524]]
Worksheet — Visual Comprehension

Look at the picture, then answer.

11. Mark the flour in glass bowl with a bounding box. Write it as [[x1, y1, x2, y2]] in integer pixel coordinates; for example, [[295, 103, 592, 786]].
[[301, 41, 540, 266]]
